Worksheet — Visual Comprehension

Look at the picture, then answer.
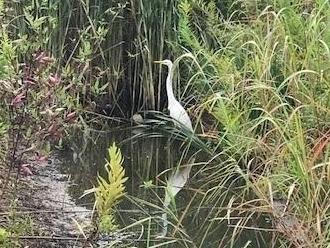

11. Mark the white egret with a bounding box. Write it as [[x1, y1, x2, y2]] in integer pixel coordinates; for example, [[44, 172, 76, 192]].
[[154, 59, 193, 132], [154, 59, 194, 236]]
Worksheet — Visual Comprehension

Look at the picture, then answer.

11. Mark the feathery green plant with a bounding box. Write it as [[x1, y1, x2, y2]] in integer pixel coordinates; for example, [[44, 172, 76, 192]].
[[85, 142, 128, 232]]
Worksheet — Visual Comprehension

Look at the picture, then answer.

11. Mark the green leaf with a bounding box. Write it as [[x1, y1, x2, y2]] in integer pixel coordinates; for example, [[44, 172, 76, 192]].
[[0, 228, 8, 243]]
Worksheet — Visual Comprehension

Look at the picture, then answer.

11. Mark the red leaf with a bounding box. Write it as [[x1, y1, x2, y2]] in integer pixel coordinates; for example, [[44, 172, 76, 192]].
[[65, 111, 77, 123], [48, 74, 61, 86], [24, 76, 37, 87], [35, 153, 48, 164], [11, 93, 26, 108], [47, 124, 57, 133], [309, 130, 330, 166], [35, 52, 54, 65], [20, 164, 33, 176]]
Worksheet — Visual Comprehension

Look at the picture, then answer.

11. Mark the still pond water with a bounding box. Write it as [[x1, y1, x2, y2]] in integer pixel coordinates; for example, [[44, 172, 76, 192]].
[[58, 125, 275, 248]]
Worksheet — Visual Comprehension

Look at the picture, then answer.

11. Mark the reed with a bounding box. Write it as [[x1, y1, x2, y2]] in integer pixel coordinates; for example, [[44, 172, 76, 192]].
[[163, 0, 330, 246], [6, 0, 180, 117]]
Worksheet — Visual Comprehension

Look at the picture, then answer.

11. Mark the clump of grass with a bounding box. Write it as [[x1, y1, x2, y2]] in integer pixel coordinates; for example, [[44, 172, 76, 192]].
[[0, 228, 9, 247], [0, 205, 35, 248], [168, 0, 330, 247]]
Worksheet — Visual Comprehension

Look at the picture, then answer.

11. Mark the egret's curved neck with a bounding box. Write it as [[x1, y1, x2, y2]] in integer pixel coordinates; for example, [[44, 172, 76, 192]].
[[166, 64, 176, 103]]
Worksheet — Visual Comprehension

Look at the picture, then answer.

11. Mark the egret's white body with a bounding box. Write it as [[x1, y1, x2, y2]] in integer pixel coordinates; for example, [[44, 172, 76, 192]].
[[155, 59, 194, 237], [168, 101, 193, 131], [162, 60, 193, 131]]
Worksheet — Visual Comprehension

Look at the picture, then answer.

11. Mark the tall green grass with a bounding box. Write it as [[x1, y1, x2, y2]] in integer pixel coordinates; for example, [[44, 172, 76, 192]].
[[170, 0, 330, 247], [6, 0, 180, 117]]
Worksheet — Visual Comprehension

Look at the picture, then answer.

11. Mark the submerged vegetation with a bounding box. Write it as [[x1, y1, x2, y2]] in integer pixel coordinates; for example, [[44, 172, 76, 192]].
[[0, 0, 329, 247]]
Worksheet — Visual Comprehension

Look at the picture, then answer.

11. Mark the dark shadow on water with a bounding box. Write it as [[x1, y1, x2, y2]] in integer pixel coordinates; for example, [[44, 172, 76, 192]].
[[58, 126, 278, 247]]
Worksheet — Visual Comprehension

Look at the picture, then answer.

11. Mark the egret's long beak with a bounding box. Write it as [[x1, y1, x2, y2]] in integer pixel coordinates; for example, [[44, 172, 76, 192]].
[[154, 60, 163, 64]]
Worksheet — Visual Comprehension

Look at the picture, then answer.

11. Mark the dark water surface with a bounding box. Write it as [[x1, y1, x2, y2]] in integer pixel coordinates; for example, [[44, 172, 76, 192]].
[[58, 126, 275, 248]]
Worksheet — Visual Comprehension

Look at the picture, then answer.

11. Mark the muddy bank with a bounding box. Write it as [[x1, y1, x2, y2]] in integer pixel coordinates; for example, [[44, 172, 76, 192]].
[[1, 156, 93, 248]]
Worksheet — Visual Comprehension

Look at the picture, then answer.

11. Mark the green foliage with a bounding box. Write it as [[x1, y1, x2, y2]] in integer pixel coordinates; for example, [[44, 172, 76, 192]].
[[0, 121, 8, 161], [0, 228, 8, 243], [5, 0, 183, 114], [85, 143, 127, 233], [0, 206, 35, 248], [0, 227, 12, 248], [0, 0, 4, 14], [174, 0, 330, 246], [0, 32, 15, 80]]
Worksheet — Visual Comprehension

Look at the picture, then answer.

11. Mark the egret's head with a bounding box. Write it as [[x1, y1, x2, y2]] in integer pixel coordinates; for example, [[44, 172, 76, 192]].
[[154, 59, 173, 68]]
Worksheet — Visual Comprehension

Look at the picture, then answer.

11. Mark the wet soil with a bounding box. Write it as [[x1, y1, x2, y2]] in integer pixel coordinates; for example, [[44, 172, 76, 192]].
[[0, 156, 93, 248]]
